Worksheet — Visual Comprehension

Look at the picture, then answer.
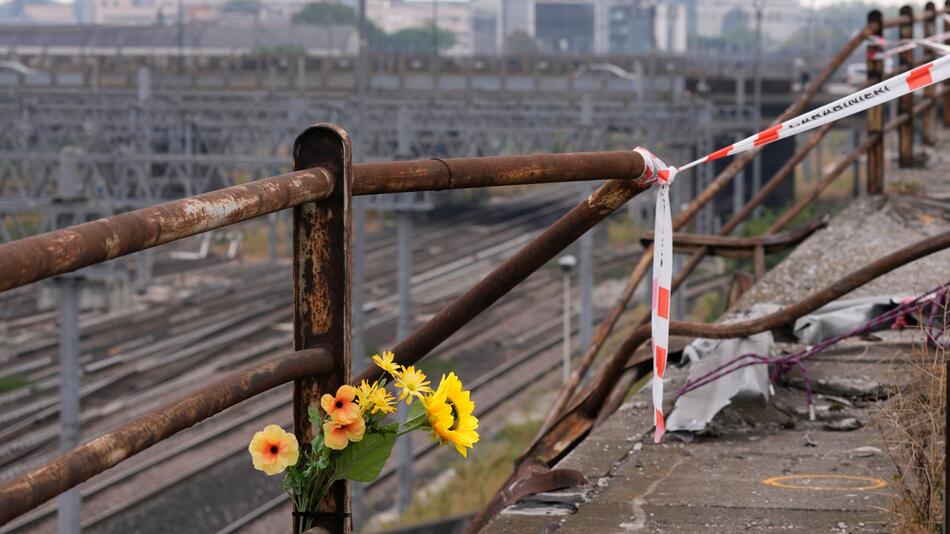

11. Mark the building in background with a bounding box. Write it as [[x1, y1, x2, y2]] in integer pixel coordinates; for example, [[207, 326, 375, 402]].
[[367, 0, 474, 55], [606, 0, 688, 54], [534, 1, 594, 53], [695, 0, 801, 44]]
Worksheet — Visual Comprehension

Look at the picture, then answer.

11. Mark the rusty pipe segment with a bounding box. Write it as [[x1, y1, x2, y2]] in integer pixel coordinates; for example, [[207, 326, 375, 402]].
[[0, 348, 332, 526], [639, 217, 827, 257], [354, 174, 650, 386], [351, 150, 645, 195], [0, 168, 334, 293]]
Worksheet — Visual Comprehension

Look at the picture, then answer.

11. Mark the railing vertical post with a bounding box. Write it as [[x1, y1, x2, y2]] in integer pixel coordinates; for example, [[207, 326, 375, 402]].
[[923, 2, 937, 146], [944, 0, 950, 127], [291, 124, 353, 534], [898, 5, 915, 168], [867, 10, 885, 194]]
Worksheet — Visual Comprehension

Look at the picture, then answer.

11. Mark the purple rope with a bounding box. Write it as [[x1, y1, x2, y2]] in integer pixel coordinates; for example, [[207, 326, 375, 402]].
[[674, 283, 950, 408]]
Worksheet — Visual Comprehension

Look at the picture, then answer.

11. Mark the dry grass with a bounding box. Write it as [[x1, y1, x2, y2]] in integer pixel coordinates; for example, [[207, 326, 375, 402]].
[[877, 308, 947, 533], [606, 214, 642, 250], [886, 179, 926, 198], [371, 419, 542, 530]]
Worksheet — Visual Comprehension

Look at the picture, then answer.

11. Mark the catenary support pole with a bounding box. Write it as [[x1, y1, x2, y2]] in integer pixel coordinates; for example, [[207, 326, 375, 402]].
[[56, 275, 81, 534], [578, 183, 594, 350], [350, 195, 367, 529], [396, 210, 414, 514], [561, 261, 573, 384]]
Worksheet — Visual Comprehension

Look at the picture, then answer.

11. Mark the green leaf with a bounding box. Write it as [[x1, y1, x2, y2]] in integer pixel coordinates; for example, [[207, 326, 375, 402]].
[[377, 422, 400, 434], [311, 433, 324, 455], [333, 432, 397, 483], [406, 399, 426, 422], [308, 405, 321, 427]]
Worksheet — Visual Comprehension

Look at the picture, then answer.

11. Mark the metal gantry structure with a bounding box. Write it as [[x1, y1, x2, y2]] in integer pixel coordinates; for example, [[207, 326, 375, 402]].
[[0, 88, 728, 238]]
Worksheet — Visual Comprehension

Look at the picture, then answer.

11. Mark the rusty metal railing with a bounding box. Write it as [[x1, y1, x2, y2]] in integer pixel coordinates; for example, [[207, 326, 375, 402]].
[[0, 126, 647, 528]]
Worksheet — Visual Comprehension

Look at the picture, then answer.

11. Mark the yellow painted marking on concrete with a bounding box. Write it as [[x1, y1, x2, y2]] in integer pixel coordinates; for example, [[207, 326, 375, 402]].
[[762, 474, 887, 491]]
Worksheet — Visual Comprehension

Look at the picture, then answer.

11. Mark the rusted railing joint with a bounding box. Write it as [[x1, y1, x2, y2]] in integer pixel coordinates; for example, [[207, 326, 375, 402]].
[[0, 349, 333, 526], [431, 157, 455, 190]]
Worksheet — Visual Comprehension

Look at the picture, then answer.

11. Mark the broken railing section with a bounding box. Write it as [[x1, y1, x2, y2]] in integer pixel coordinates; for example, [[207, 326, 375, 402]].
[[475, 5, 950, 532], [532, 21, 876, 442], [0, 140, 651, 529], [470, 229, 950, 534]]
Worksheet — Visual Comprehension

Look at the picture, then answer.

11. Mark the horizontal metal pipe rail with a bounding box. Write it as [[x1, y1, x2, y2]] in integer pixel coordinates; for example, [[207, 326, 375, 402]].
[[0, 169, 334, 292], [352, 151, 645, 195], [0, 151, 645, 294], [0, 349, 332, 525]]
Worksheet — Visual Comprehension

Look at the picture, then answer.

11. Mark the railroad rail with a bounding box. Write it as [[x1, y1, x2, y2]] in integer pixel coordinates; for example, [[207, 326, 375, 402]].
[[1, 3, 949, 533]]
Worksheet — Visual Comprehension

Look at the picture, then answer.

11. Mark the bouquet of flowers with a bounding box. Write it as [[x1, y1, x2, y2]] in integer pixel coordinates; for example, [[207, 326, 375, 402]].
[[248, 352, 479, 532]]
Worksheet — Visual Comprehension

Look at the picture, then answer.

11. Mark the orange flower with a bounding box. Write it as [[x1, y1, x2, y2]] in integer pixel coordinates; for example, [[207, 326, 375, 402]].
[[321, 385, 360, 423], [248, 424, 299, 475], [323, 416, 366, 450]]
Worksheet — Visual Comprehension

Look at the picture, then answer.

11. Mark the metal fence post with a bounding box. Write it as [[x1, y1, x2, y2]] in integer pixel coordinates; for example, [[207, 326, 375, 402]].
[[291, 124, 353, 534], [867, 10, 885, 194], [923, 2, 937, 146], [899, 5, 915, 168]]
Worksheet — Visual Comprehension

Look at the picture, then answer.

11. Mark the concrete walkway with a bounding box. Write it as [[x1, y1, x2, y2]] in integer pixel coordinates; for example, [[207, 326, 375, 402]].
[[485, 136, 950, 533]]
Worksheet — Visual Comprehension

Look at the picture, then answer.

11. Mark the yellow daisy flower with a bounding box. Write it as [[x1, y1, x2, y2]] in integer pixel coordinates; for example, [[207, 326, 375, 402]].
[[355, 379, 397, 415], [248, 424, 299, 475], [355, 380, 377, 414], [394, 366, 432, 405], [368, 386, 397, 414], [423, 373, 479, 458], [373, 351, 400, 376]]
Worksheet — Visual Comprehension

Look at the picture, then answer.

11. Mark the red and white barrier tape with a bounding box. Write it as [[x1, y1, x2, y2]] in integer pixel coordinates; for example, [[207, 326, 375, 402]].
[[870, 31, 950, 59], [635, 52, 950, 443]]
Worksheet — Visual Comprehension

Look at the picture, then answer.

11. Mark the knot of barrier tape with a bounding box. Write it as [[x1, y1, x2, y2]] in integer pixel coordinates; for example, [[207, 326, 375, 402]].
[[633, 147, 677, 186]]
